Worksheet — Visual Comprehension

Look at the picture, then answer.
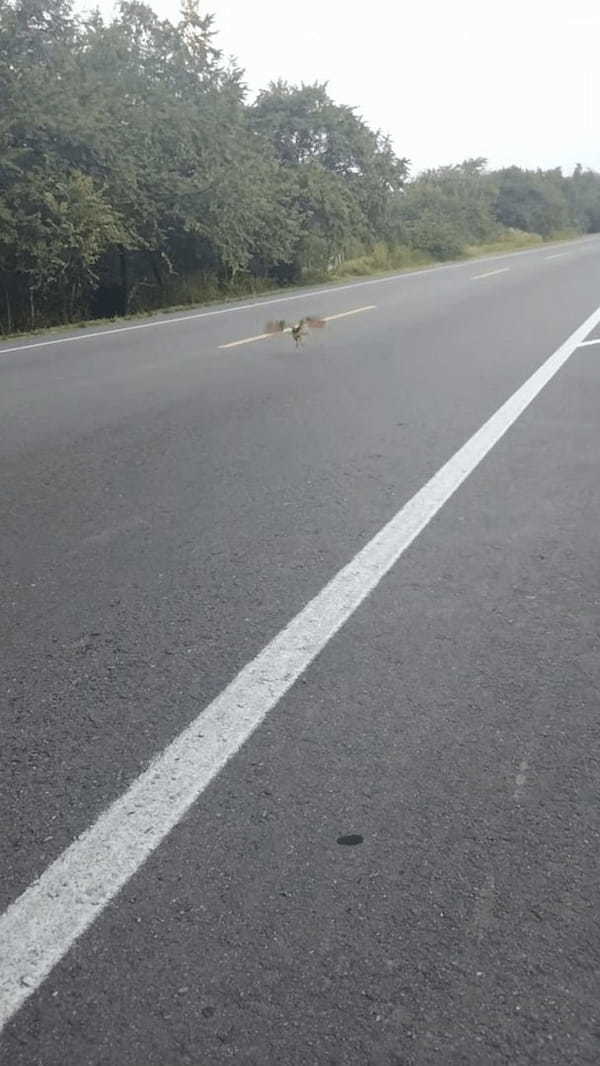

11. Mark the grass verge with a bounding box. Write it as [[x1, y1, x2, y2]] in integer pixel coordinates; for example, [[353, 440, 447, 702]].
[[0, 230, 587, 343]]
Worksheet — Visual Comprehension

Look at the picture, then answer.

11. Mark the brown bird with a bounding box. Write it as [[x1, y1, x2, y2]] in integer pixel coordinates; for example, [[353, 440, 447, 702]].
[[265, 316, 326, 348]]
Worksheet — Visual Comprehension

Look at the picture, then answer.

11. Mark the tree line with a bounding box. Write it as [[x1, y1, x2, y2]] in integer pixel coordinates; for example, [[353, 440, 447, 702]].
[[2, 0, 600, 334]]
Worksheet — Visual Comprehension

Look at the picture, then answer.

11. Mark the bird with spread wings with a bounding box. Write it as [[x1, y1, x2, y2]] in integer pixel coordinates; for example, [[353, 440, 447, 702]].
[[265, 316, 326, 348]]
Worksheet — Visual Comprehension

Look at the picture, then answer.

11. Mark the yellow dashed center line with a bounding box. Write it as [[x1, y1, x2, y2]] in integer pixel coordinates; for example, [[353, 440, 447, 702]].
[[218, 305, 376, 349]]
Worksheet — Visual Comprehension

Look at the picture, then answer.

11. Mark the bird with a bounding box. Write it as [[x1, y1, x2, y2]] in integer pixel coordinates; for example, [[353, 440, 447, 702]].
[[265, 316, 326, 348]]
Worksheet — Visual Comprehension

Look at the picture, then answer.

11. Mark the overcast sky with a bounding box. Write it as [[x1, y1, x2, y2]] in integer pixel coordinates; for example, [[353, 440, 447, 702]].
[[93, 0, 600, 177]]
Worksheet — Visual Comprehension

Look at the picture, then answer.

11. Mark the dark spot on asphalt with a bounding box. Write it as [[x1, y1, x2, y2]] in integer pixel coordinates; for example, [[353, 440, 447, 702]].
[[337, 833, 363, 846], [202, 1005, 216, 1018]]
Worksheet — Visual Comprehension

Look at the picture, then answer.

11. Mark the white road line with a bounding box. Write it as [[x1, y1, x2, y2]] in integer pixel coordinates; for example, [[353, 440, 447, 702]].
[[0, 237, 596, 358], [545, 252, 569, 260], [471, 267, 510, 280], [2, 299, 600, 1030], [513, 758, 529, 803], [218, 305, 376, 349], [324, 305, 376, 322], [578, 337, 600, 347], [219, 329, 280, 349]]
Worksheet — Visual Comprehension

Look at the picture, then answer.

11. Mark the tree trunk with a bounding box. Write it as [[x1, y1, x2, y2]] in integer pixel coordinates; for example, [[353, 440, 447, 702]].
[[3, 284, 12, 334], [119, 249, 129, 315], [148, 252, 164, 288]]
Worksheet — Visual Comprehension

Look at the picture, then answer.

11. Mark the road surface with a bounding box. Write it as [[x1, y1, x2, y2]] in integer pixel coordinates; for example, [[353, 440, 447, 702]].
[[2, 237, 600, 1064]]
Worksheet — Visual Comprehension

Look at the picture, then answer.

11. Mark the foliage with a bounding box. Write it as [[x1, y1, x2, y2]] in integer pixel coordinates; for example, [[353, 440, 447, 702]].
[[1, 0, 599, 334], [569, 164, 600, 233], [391, 159, 498, 259], [250, 80, 408, 239], [494, 166, 572, 238]]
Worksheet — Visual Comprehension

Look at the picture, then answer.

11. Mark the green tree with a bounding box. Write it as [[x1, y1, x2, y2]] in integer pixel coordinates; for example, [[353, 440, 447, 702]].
[[250, 80, 408, 246], [0, 0, 126, 326], [4, 0, 597, 337], [494, 167, 571, 237], [78, 3, 301, 291], [568, 164, 600, 232], [393, 159, 499, 258], [0, 168, 126, 326]]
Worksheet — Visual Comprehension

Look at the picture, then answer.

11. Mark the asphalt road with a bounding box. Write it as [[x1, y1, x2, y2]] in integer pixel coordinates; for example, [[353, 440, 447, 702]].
[[1, 237, 600, 1065]]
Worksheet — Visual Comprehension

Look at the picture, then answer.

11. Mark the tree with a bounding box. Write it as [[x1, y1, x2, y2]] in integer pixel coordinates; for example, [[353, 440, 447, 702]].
[[392, 159, 499, 258], [569, 164, 600, 233], [250, 81, 408, 245], [0, 0, 126, 326], [3, 0, 598, 337], [494, 167, 571, 237], [0, 168, 126, 326]]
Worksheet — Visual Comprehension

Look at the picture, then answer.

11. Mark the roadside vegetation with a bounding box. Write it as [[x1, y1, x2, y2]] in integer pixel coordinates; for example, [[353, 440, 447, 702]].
[[2, 0, 600, 336]]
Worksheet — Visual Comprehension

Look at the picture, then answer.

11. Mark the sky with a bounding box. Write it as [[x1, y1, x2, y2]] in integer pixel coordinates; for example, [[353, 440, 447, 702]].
[[91, 0, 600, 177]]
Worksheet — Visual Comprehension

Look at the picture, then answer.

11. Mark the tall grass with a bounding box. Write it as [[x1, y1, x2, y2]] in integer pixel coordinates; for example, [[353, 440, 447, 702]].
[[2, 229, 585, 341], [127, 271, 281, 315], [334, 242, 435, 278], [333, 229, 582, 281]]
